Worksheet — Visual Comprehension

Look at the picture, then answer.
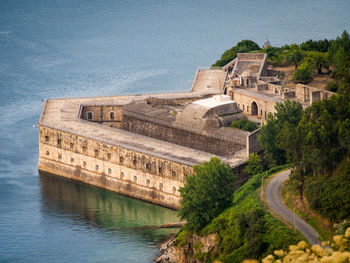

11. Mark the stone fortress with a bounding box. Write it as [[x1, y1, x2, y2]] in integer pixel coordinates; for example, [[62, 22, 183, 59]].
[[38, 53, 333, 209]]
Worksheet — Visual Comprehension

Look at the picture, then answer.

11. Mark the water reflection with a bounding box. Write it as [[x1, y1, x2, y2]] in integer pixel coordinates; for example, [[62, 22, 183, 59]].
[[39, 171, 179, 244]]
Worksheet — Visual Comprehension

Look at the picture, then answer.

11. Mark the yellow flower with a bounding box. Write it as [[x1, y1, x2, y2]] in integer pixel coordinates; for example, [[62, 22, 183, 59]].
[[298, 241, 308, 250], [289, 245, 300, 251], [274, 250, 285, 257], [262, 254, 274, 263], [345, 227, 350, 238]]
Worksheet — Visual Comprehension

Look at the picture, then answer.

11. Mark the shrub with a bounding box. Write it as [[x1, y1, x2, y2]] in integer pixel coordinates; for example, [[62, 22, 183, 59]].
[[231, 119, 258, 132]]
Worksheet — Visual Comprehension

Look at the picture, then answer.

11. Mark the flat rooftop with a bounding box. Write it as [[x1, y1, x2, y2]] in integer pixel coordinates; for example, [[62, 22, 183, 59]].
[[39, 77, 247, 167]]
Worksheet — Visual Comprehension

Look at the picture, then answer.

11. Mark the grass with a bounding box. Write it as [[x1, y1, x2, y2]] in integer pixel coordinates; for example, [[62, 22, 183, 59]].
[[176, 164, 303, 262]]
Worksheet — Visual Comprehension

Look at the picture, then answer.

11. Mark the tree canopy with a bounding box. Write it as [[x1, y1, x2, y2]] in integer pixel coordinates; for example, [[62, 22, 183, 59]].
[[212, 40, 261, 67], [179, 157, 236, 232], [258, 100, 303, 166]]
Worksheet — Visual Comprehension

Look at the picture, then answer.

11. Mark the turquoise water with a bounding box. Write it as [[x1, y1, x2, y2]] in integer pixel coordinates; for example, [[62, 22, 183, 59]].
[[0, 0, 349, 262]]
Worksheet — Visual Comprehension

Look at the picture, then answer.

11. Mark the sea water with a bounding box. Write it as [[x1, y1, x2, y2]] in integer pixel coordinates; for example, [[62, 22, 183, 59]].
[[0, 0, 349, 262]]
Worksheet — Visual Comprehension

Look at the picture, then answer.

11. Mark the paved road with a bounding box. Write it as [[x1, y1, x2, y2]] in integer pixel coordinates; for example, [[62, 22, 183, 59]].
[[265, 169, 320, 245]]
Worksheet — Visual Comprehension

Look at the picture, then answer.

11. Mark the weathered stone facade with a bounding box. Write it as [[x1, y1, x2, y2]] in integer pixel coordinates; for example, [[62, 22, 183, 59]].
[[39, 125, 192, 209], [122, 111, 245, 156]]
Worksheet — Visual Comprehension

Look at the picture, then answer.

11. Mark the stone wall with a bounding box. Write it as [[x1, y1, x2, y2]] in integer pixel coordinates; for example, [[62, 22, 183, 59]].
[[81, 105, 124, 128], [38, 125, 193, 209], [232, 91, 277, 120], [122, 112, 245, 156], [246, 129, 262, 157], [38, 124, 251, 209]]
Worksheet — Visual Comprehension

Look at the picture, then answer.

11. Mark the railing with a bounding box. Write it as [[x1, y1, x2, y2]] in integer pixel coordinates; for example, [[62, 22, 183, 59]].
[[123, 109, 246, 145]]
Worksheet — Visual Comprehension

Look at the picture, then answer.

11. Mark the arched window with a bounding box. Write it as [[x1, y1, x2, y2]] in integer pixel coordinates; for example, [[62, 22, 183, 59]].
[[159, 183, 163, 191], [87, 112, 92, 120], [133, 176, 137, 182], [110, 112, 114, 120], [251, 102, 258, 116]]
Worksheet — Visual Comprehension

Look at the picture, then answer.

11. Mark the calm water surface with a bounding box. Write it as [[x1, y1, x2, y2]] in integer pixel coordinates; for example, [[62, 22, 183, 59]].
[[0, 0, 349, 262]]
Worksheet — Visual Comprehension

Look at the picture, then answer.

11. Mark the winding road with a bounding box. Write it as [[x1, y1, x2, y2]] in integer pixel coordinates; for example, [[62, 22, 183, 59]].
[[265, 169, 320, 245]]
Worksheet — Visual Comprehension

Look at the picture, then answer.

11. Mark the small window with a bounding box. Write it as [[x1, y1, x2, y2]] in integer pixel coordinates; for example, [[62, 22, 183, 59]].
[[95, 165, 99, 171], [87, 112, 92, 120], [146, 163, 150, 170], [133, 176, 137, 182], [70, 143, 74, 149], [107, 153, 111, 160], [247, 106, 249, 112], [133, 158, 137, 166], [82, 161, 86, 167], [172, 170, 177, 179], [243, 105, 245, 111], [82, 145, 86, 152], [120, 172, 124, 179], [94, 149, 98, 157], [159, 183, 163, 191], [120, 156, 124, 164], [58, 153, 62, 159], [46, 151, 50, 156], [70, 158, 74, 163], [261, 109, 263, 116], [57, 139, 61, 146], [158, 166, 162, 174], [45, 136, 49, 142], [172, 187, 177, 194], [110, 112, 114, 120], [146, 179, 150, 185], [108, 168, 111, 175]]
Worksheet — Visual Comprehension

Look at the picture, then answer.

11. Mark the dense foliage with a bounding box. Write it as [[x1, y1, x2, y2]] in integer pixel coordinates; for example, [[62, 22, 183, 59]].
[[245, 153, 264, 176], [179, 157, 236, 232], [199, 165, 299, 263], [258, 32, 350, 222], [258, 100, 303, 166], [212, 32, 350, 85], [212, 40, 260, 67], [230, 119, 258, 132]]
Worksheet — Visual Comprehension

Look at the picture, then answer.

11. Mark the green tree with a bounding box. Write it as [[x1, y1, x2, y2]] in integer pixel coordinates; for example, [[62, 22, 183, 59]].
[[245, 153, 264, 176], [259, 100, 303, 166], [285, 44, 305, 69], [293, 59, 315, 83], [179, 157, 236, 232], [307, 51, 329, 73], [213, 40, 260, 67]]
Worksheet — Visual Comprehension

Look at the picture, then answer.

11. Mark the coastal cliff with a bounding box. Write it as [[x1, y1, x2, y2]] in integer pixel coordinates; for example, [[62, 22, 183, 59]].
[[156, 234, 217, 263]]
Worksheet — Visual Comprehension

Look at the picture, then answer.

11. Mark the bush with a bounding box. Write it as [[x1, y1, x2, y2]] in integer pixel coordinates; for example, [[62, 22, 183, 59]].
[[231, 119, 258, 132], [326, 79, 339, 92], [245, 153, 264, 176]]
